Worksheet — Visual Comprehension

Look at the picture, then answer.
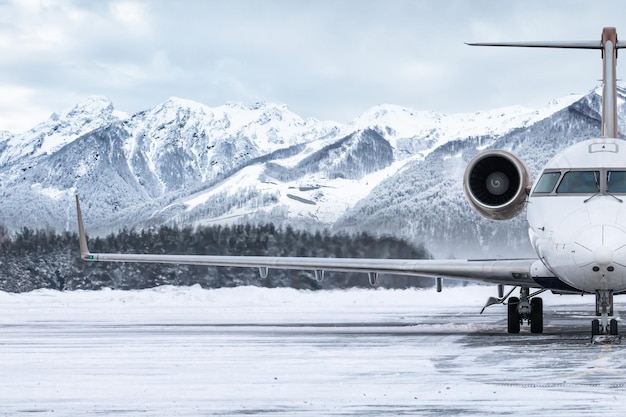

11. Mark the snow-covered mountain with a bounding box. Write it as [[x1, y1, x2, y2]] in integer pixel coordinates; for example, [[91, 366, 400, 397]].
[[0, 86, 619, 257], [0, 96, 129, 166]]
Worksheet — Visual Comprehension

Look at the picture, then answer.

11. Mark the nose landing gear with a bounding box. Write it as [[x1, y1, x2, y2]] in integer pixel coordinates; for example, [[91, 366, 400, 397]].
[[592, 290, 619, 337]]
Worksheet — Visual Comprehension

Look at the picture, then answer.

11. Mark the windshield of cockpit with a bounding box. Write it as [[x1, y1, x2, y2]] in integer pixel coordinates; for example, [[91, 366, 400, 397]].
[[532, 169, 626, 195]]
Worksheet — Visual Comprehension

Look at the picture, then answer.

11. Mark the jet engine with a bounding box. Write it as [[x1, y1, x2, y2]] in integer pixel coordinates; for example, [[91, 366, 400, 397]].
[[463, 149, 531, 220]]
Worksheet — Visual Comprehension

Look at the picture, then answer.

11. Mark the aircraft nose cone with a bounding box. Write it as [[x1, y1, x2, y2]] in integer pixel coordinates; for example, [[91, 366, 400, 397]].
[[593, 246, 614, 266], [571, 225, 624, 268]]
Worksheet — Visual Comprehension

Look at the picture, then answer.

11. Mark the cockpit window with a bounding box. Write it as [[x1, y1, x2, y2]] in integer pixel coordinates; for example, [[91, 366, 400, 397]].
[[534, 172, 561, 193], [556, 171, 599, 193], [607, 171, 626, 193]]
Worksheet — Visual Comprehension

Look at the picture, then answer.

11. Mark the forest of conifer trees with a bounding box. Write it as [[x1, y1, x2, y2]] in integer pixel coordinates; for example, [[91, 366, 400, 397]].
[[0, 224, 433, 292]]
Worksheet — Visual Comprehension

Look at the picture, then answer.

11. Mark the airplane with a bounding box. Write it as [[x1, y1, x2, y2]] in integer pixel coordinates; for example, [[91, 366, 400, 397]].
[[76, 27, 626, 338]]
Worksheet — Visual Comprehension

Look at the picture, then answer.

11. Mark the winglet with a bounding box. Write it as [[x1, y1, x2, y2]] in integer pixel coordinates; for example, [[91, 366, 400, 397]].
[[75, 195, 92, 259]]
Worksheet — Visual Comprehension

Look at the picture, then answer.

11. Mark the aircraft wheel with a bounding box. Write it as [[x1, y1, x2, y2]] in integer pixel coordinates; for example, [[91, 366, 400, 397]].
[[610, 319, 618, 336], [530, 297, 543, 334], [591, 319, 601, 336], [507, 296, 520, 334]]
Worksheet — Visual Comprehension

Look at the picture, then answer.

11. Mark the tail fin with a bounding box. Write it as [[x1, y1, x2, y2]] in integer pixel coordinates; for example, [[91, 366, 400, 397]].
[[467, 27, 620, 138], [75, 195, 92, 259]]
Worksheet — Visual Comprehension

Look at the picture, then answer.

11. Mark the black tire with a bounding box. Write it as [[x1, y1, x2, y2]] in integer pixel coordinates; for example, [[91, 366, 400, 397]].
[[592, 319, 601, 336], [610, 319, 619, 336], [530, 297, 543, 334], [508, 297, 520, 334]]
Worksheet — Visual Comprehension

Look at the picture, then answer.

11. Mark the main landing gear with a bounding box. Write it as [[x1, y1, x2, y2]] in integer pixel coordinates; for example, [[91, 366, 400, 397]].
[[592, 290, 619, 336], [481, 286, 545, 333], [506, 287, 544, 334]]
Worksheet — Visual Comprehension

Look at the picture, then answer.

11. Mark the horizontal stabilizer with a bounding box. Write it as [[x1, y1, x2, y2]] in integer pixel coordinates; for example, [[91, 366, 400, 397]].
[[465, 41, 606, 49]]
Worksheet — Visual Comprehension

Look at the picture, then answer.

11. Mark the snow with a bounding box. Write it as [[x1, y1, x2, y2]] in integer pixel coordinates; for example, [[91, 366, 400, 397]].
[[276, 158, 413, 224], [350, 92, 584, 158], [133, 98, 340, 157], [1, 284, 623, 416], [176, 153, 410, 226], [182, 164, 268, 212], [31, 184, 75, 201]]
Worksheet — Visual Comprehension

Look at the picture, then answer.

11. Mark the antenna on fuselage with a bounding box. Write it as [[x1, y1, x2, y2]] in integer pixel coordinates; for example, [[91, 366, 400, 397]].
[[467, 27, 621, 139]]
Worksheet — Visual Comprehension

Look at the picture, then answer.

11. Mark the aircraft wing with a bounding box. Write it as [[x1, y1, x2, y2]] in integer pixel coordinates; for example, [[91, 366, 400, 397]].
[[76, 197, 537, 287]]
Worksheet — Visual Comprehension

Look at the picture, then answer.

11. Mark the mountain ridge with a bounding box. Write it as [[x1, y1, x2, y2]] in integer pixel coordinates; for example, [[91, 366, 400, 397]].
[[0, 87, 615, 257]]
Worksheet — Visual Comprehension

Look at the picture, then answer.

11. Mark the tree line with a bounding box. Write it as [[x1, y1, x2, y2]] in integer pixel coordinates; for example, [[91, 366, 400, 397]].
[[0, 224, 433, 293]]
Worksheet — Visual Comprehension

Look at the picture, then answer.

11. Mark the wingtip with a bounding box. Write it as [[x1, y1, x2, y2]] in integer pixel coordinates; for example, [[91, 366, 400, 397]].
[[75, 195, 91, 259]]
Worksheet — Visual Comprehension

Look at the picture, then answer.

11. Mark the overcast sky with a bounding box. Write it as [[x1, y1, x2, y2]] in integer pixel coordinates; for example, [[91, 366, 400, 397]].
[[2, 0, 626, 132]]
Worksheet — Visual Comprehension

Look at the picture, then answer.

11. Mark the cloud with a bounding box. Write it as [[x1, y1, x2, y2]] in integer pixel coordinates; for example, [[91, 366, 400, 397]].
[[108, 0, 152, 34], [0, 85, 55, 133], [2, 0, 626, 131]]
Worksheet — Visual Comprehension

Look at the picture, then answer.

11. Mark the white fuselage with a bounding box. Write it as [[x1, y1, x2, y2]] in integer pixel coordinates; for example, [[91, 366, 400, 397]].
[[527, 137, 626, 293]]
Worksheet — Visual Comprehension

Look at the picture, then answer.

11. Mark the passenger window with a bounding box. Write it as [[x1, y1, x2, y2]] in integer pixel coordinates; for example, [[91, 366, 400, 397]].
[[556, 171, 599, 193], [608, 171, 626, 193], [534, 172, 561, 193]]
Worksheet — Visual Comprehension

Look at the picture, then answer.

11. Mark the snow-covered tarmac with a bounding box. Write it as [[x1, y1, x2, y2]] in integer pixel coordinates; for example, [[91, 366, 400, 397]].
[[1, 285, 625, 416]]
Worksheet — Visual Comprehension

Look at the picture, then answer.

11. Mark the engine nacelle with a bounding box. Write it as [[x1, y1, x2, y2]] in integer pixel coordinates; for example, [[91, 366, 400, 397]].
[[463, 149, 531, 220]]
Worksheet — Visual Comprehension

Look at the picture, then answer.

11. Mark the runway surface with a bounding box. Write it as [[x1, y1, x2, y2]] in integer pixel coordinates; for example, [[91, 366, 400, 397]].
[[0, 285, 625, 416]]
